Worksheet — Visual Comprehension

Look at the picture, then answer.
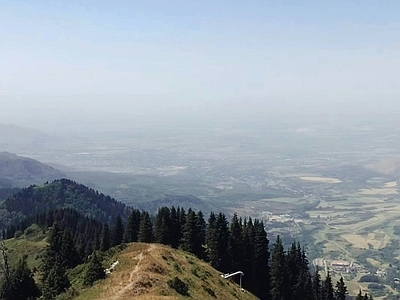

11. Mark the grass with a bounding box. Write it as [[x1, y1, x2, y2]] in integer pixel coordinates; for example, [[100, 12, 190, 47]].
[[340, 232, 390, 250], [74, 243, 258, 300], [4, 224, 47, 269], [358, 188, 398, 195]]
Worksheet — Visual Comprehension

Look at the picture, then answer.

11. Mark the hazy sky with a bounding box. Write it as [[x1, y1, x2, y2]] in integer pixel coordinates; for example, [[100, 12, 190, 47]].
[[1, 1, 399, 129]]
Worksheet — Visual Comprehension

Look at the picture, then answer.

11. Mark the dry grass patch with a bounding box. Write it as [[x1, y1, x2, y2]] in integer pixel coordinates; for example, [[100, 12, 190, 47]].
[[76, 243, 258, 300], [385, 181, 398, 188], [345, 281, 366, 296], [358, 188, 398, 195], [299, 176, 342, 184], [341, 232, 390, 250], [367, 258, 383, 268]]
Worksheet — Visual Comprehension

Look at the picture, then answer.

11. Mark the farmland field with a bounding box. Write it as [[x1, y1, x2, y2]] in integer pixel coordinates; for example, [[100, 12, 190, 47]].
[[8, 115, 400, 298]]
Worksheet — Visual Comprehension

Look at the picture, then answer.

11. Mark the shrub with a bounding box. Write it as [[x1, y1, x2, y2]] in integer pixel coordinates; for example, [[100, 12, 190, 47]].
[[173, 262, 182, 273], [83, 251, 106, 286], [203, 285, 216, 298], [190, 264, 200, 277], [368, 283, 384, 290], [359, 275, 380, 283], [14, 230, 23, 238], [168, 276, 189, 296]]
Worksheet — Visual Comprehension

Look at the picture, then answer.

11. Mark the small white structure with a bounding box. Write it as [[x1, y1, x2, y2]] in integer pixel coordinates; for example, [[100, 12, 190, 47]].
[[105, 260, 119, 275], [221, 271, 245, 290]]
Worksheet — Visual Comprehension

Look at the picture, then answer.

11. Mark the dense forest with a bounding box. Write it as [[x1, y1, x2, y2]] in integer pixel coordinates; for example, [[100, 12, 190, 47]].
[[0, 180, 372, 300], [0, 179, 127, 228]]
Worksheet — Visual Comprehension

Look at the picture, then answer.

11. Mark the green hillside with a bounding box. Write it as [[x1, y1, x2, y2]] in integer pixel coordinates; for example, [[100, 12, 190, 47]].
[[0, 178, 126, 228]]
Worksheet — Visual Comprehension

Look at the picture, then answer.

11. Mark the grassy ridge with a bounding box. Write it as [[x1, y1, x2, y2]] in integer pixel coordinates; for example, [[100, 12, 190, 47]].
[[76, 243, 258, 300], [4, 224, 47, 269], [3, 230, 258, 300]]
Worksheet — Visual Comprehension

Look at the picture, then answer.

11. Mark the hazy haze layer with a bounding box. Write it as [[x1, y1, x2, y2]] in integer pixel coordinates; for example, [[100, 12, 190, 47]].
[[0, 1, 399, 131]]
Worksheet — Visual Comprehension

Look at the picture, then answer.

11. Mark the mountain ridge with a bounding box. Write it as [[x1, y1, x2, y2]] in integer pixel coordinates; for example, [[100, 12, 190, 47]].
[[75, 242, 258, 300], [0, 151, 65, 188]]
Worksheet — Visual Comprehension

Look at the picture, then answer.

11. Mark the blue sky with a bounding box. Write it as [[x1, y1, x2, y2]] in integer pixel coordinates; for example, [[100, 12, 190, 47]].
[[1, 1, 399, 128]]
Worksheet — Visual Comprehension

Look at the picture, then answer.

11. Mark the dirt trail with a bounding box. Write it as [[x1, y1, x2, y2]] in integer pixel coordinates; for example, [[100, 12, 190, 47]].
[[110, 244, 156, 300]]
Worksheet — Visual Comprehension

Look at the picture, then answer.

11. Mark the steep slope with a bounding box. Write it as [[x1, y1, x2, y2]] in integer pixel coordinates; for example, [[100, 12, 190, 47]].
[[0, 151, 65, 188], [76, 243, 258, 300]]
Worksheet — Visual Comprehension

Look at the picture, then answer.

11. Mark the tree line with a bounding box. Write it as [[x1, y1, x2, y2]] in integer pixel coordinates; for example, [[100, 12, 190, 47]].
[[1, 204, 369, 300]]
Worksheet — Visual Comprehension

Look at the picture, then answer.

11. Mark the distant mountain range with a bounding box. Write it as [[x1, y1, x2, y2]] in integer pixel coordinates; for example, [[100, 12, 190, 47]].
[[0, 123, 54, 151], [0, 151, 65, 188], [0, 150, 216, 214]]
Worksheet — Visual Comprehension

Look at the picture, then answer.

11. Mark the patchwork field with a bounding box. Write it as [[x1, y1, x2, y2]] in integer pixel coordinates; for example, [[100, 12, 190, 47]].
[[341, 232, 391, 250], [299, 176, 342, 184], [10, 117, 400, 298]]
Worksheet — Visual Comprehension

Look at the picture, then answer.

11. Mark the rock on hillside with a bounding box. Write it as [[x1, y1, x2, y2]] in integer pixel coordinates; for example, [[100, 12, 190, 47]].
[[76, 243, 258, 300], [0, 152, 65, 187]]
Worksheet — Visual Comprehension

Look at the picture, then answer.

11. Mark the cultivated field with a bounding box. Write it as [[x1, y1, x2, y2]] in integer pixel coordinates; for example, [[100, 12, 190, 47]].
[[11, 117, 400, 298]]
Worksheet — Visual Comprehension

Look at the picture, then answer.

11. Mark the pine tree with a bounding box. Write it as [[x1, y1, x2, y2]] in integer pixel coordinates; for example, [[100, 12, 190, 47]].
[[362, 293, 374, 300], [111, 215, 124, 247], [312, 267, 322, 300], [41, 222, 63, 282], [41, 223, 71, 300], [229, 213, 244, 272], [83, 251, 106, 286], [194, 210, 206, 259], [355, 289, 363, 300], [0, 256, 41, 300], [84, 240, 93, 258], [42, 264, 70, 300], [206, 212, 218, 265], [286, 242, 300, 299], [270, 235, 286, 300], [335, 276, 348, 300], [324, 272, 334, 300], [180, 209, 197, 253], [242, 218, 255, 292], [252, 219, 269, 300], [154, 207, 171, 245], [61, 227, 79, 268], [169, 206, 182, 248], [178, 207, 186, 231], [100, 223, 111, 251], [299, 271, 313, 300], [124, 209, 140, 243], [297, 247, 312, 300], [207, 213, 230, 272], [138, 211, 153, 242]]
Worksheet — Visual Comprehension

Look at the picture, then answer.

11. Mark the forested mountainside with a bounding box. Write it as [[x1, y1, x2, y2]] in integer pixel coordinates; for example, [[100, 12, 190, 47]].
[[0, 179, 364, 300], [0, 187, 20, 202], [0, 179, 127, 228], [0, 151, 65, 188]]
